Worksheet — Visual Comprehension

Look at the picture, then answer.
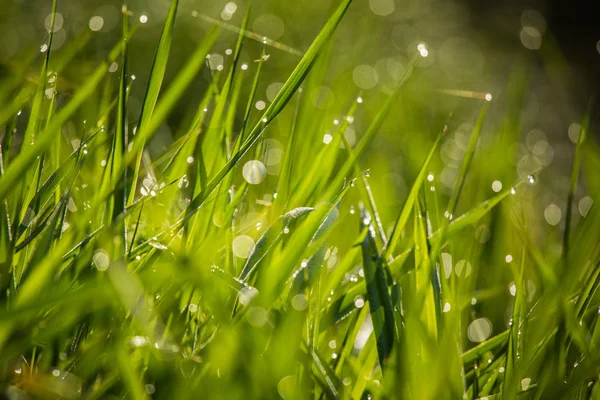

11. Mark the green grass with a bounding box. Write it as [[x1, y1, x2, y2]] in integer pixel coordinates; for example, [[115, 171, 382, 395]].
[[0, 1, 599, 399]]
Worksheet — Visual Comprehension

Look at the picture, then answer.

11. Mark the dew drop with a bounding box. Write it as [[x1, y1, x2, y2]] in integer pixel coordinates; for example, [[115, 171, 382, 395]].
[[292, 294, 308, 311], [93, 250, 110, 271], [239, 286, 259, 306], [492, 180, 503, 192], [354, 297, 365, 308], [242, 160, 267, 184], [527, 175, 535, 184], [467, 318, 492, 342], [233, 235, 256, 258]]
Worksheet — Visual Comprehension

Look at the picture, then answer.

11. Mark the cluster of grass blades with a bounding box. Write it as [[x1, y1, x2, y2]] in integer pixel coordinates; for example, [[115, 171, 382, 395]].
[[1, 0, 599, 399]]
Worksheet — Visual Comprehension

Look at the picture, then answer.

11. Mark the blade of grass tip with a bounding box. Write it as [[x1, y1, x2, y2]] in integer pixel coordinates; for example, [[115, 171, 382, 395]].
[[127, 24, 220, 170], [359, 204, 396, 370], [237, 48, 266, 146], [180, 0, 354, 224], [382, 118, 446, 260], [200, 2, 251, 173], [100, 4, 129, 255], [439, 102, 487, 232], [128, 0, 179, 205], [288, 99, 359, 209], [320, 54, 419, 206], [425, 104, 488, 270], [23, 0, 57, 148], [82, 26, 219, 240], [262, 190, 351, 305], [192, 8, 251, 245], [563, 103, 591, 261], [0, 34, 130, 203]]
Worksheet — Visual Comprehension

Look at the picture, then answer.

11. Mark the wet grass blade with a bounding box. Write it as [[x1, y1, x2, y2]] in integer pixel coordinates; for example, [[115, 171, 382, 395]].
[[0, 40, 129, 202], [129, 0, 179, 203], [182, 0, 354, 222]]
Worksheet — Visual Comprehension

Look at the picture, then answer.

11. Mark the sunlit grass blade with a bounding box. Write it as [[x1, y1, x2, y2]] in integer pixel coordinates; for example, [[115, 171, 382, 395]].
[[128, 0, 179, 203], [181, 0, 354, 223], [0, 37, 130, 202]]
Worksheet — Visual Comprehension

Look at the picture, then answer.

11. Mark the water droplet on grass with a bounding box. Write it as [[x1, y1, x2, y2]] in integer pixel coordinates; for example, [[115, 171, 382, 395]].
[[579, 196, 593, 217], [292, 294, 308, 310], [242, 160, 266, 184], [238, 286, 259, 306], [467, 318, 492, 342], [93, 250, 110, 271], [233, 235, 255, 258]]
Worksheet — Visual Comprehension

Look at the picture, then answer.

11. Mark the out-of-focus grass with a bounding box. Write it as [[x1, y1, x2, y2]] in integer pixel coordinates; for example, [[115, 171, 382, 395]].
[[0, 0, 599, 399]]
